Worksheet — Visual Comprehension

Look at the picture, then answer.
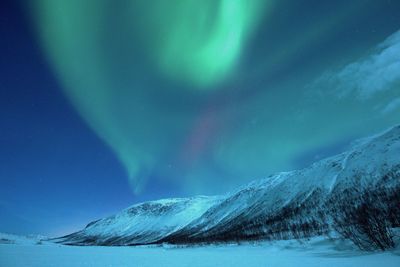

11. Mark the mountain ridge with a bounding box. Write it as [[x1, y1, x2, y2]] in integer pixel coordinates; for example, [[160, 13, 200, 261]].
[[55, 125, 400, 250]]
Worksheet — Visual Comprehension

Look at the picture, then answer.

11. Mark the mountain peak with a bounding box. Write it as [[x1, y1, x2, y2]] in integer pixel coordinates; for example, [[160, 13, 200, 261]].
[[55, 125, 400, 250]]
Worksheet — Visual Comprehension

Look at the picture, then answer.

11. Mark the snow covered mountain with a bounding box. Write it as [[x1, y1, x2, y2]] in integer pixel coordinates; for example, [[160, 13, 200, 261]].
[[56, 125, 400, 250], [58, 196, 222, 245]]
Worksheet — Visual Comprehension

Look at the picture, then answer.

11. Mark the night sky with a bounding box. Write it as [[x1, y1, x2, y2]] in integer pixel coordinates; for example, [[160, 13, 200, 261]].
[[1, 0, 399, 236]]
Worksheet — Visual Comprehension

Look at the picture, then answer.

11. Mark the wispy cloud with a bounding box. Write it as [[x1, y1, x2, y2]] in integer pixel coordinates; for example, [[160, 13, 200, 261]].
[[311, 30, 400, 99], [381, 97, 400, 114]]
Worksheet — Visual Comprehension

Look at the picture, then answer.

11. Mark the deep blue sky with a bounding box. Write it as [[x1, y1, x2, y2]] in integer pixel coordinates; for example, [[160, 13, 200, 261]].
[[1, 0, 399, 236], [0, 1, 181, 236]]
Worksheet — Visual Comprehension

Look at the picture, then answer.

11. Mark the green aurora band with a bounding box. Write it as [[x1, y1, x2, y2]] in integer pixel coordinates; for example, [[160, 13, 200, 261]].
[[33, 0, 267, 88], [31, 0, 270, 193], [29, 0, 399, 195]]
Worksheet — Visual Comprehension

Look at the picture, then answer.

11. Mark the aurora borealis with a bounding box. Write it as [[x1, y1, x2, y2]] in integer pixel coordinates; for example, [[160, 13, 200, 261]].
[[1, 0, 400, 235], [31, 0, 271, 193]]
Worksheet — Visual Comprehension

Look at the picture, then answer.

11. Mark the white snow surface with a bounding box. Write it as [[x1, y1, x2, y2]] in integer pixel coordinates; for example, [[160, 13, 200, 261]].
[[0, 236, 399, 267]]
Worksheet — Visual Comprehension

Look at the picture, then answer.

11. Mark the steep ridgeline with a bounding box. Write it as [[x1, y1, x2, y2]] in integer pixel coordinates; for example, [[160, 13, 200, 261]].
[[56, 125, 400, 250]]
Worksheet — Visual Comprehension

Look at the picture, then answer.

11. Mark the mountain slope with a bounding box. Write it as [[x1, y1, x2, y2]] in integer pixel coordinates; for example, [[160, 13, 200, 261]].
[[57, 196, 221, 245], [56, 125, 400, 250]]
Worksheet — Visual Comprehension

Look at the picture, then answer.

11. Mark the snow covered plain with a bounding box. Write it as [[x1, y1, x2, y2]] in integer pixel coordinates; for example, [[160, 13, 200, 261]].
[[0, 234, 399, 267]]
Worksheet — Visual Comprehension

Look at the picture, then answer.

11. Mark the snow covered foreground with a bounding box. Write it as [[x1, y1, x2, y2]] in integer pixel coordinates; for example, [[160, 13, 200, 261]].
[[1, 236, 400, 267]]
